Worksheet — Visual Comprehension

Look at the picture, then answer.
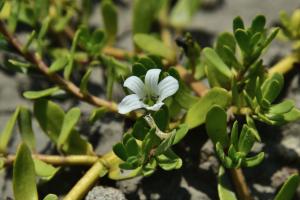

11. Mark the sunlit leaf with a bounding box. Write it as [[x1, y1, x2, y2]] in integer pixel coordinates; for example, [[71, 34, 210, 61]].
[[23, 86, 60, 100], [0, 107, 20, 153], [134, 34, 176, 61], [33, 159, 59, 181], [185, 88, 231, 129], [18, 106, 35, 150], [274, 173, 300, 200], [13, 143, 38, 200], [101, 0, 118, 44]]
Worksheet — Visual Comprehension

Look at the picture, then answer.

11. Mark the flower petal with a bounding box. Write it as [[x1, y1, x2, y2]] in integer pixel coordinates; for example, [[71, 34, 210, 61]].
[[157, 76, 179, 102], [145, 69, 161, 96], [118, 94, 145, 114], [145, 102, 164, 111], [123, 76, 145, 98]]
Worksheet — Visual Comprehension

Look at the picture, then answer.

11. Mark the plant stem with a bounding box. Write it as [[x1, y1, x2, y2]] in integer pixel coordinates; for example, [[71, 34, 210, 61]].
[[64, 161, 107, 200], [64, 151, 120, 200], [230, 168, 253, 200], [269, 54, 299, 75], [0, 21, 118, 113], [3, 154, 99, 166]]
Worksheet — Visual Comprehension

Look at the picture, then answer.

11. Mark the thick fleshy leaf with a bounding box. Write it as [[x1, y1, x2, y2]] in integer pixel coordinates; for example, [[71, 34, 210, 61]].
[[269, 100, 294, 115], [125, 138, 140, 157], [154, 130, 176, 156], [134, 34, 176, 61], [113, 143, 128, 161], [43, 194, 58, 200], [18, 107, 35, 150], [169, 0, 200, 28], [34, 100, 64, 142], [13, 143, 38, 200], [173, 124, 189, 145], [250, 15, 266, 33], [156, 149, 182, 170], [61, 130, 94, 155], [203, 47, 232, 79], [48, 57, 68, 74], [185, 88, 231, 129], [33, 159, 59, 181], [101, 0, 118, 44], [230, 121, 239, 150], [233, 16, 244, 32], [118, 94, 145, 114], [215, 32, 236, 66], [274, 173, 300, 200], [234, 29, 251, 56], [124, 76, 146, 98], [242, 152, 264, 167], [157, 76, 179, 102], [80, 68, 92, 94], [238, 125, 256, 154], [0, 107, 20, 153], [132, 0, 159, 35], [206, 106, 229, 147], [23, 87, 60, 100], [218, 166, 237, 200], [174, 82, 199, 109], [132, 118, 149, 140], [57, 108, 81, 149]]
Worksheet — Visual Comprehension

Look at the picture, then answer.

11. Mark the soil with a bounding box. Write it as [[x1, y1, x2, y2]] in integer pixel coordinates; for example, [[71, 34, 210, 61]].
[[0, 0, 300, 200]]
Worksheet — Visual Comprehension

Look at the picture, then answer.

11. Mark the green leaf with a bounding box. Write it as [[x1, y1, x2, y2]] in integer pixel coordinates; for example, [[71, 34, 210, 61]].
[[206, 105, 229, 147], [153, 106, 169, 131], [88, 107, 108, 124], [57, 108, 81, 149], [251, 15, 266, 33], [238, 125, 256, 154], [80, 68, 92, 94], [48, 57, 68, 74], [23, 86, 60, 100], [61, 130, 94, 155], [275, 173, 300, 200], [185, 88, 231, 129], [233, 16, 244, 32], [156, 149, 182, 170], [175, 82, 199, 109], [125, 138, 140, 157], [113, 143, 128, 161], [13, 143, 38, 200], [7, 0, 20, 33], [234, 29, 251, 56], [173, 124, 189, 145], [132, 0, 159, 35], [170, 0, 200, 28], [215, 32, 236, 66], [216, 142, 233, 168], [230, 121, 239, 150], [261, 73, 283, 104], [242, 152, 264, 167], [218, 166, 237, 200], [0, 107, 20, 153], [203, 47, 232, 79], [134, 34, 176, 61], [43, 194, 58, 200], [142, 158, 157, 176], [154, 130, 176, 156], [33, 159, 59, 181], [132, 118, 149, 140], [34, 100, 65, 142], [269, 100, 294, 115], [18, 107, 35, 150], [101, 0, 118, 44]]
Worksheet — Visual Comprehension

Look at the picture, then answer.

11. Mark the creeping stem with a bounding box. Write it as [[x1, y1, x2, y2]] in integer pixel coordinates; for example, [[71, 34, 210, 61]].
[[0, 21, 118, 113]]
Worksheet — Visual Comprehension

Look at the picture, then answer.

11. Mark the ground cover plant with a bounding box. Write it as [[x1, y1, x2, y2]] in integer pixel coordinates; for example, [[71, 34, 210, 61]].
[[0, 0, 299, 199]]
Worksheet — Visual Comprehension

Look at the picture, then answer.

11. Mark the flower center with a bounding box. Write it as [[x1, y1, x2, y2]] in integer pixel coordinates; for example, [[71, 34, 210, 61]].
[[143, 94, 159, 106]]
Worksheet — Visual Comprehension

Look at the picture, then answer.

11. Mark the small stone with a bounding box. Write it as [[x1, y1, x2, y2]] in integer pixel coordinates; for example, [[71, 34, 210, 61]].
[[85, 186, 127, 200], [271, 167, 298, 188]]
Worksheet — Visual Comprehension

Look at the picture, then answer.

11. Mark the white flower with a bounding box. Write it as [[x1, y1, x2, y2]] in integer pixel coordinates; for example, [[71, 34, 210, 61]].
[[118, 69, 179, 114]]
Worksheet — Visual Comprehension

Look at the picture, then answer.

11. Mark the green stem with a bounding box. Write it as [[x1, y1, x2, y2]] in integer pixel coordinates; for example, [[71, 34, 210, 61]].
[[64, 161, 107, 200]]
